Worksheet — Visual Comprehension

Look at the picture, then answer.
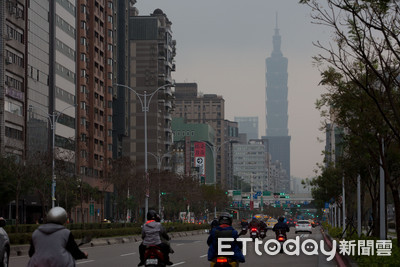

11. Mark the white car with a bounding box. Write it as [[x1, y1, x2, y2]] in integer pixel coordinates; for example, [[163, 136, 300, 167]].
[[295, 220, 312, 234]]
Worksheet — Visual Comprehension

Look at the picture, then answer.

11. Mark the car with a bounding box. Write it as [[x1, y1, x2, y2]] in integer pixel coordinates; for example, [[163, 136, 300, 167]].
[[266, 218, 278, 229], [0, 217, 10, 267], [286, 218, 296, 227], [295, 220, 312, 234]]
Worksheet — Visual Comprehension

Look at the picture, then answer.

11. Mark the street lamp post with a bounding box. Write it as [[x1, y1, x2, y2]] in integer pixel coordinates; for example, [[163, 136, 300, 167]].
[[203, 140, 232, 218], [113, 83, 173, 219], [28, 104, 76, 208], [148, 152, 169, 218]]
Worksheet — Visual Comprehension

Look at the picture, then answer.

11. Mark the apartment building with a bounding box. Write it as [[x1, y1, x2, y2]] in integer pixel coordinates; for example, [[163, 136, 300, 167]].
[[173, 83, 237, 188], [125, 8, 176, 172], [1, 0, 27, 158], [73, 0, 114, 221], [233, 140, 268, 193]]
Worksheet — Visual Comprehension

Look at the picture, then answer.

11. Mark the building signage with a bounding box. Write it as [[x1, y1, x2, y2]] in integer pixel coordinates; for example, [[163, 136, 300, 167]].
[[194, 142, 206, 177], [5, 86, 24, 102]]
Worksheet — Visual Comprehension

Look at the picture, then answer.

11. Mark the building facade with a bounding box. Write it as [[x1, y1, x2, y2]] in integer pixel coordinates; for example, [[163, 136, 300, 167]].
[[265, 21, 290, 192], [126, 9, 176, 172], [232, 140, 268, 193], [171, 117, 215, 183], [172, 83, 234, 188], [1, 0, 27, 158], [234, 116, 258, 142]]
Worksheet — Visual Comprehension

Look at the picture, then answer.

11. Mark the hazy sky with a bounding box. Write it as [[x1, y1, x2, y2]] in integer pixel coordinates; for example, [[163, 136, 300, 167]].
[[135, 0, 330, 179]]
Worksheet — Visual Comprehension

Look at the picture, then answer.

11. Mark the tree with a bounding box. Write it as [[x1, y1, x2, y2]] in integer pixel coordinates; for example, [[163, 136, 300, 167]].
[[0, 155, 31, 231], [299, 0, 400, 141], [300, 0, 400, 243]]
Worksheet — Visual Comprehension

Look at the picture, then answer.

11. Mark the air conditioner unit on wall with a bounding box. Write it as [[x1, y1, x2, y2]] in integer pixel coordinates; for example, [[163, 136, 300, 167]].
[[6, 57, 12, 64]]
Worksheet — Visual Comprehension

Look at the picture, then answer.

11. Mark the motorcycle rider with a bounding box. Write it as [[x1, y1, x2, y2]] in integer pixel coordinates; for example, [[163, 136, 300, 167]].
[[207, 213, 245, 264], [210, 217, 220, 230], [155, 213, 174, 254], [259, 220, 268, 234], [272, 216, 290, 239], [27, 207, 88, 267], [138, 210, 173, 266], [248, 216, 259, 230], [240, 218, 249, 229]]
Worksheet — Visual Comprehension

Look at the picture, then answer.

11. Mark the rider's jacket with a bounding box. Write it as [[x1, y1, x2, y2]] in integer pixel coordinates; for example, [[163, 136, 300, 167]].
[[272, 221, 290, 236], [142, 220, 169, 246], [259, 220, 267, 231], [28, 223, 86, 267], [248, 219, 259, 229], [207, 224, 245, 263]]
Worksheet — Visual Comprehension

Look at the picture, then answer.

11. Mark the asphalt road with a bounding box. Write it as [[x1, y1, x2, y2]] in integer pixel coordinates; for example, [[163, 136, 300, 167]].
[[10, 226, 338, 266]]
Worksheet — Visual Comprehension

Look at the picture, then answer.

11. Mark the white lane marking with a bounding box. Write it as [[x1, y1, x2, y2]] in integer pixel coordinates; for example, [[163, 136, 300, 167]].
[[176, 243, 184, 246], [172, 262, 186, 266], [194, 240, 201, 243], [120, 252, 136, 256], [77, 260, 95, 264], [200, 254, 207, 258]]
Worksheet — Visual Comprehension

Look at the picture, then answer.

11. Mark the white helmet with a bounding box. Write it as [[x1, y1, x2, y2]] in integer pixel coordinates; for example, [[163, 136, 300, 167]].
[[47, 207, 68, 225]]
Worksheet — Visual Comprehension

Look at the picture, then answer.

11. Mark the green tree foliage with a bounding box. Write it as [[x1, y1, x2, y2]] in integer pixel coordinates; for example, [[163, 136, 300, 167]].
[[300, 0, 400, 243]]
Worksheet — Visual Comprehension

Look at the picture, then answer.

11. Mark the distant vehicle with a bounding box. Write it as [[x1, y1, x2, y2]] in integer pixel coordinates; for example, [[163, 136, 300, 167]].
[[286, 218, 296, 227], [295, 220, 312, 234], [0, 218, 10, 267], [266, 218, 278, 229]]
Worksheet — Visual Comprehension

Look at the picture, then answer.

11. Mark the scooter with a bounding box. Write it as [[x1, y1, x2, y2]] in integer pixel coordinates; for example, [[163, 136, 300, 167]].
[[239, 225, 248, 236], [144, 245, 166, 267], [276, 230, 287, 253], [210, 256, 239, 267], [249, 227, 259, 241], [259, 228, 266, 239]]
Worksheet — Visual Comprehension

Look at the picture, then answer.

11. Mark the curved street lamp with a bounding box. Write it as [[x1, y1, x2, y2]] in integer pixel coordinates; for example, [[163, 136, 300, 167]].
[[202, 139, 233, 218], [28, 104, 76, 208], [113, 83, 173, 219]]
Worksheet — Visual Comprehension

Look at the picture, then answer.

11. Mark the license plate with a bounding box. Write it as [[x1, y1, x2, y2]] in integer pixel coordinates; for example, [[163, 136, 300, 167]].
[[251, 232, 257, 235], [146, 258, 158, 265]]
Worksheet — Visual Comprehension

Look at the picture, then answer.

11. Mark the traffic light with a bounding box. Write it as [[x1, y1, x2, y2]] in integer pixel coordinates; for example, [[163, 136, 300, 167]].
[[161, 192, 166, 195]]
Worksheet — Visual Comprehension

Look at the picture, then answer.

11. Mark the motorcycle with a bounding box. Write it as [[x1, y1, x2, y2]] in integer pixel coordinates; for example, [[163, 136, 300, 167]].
[[276, 229, 287, 253], [210, 256, 239, 267], [239, 225, 248, 236], [144, 245, 166, 267], [249, 227, 259, 241], [259, 228, 266, 239]]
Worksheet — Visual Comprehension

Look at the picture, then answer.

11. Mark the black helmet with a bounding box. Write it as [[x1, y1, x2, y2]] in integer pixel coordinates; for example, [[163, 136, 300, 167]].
[[218, 213, 232, 225], [47, 207, 68, 225], [147, 210, 158, 220], [279, 216, 285, 222]]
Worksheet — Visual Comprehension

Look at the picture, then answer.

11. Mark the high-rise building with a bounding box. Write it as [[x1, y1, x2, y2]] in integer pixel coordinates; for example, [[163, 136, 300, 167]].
[[125, 9, 176, 173], [172, 83, 237, 188], [234, 116, 258, 142], [233, 140, 268, 193], [1, 0, 27, 158], [73, 0, 115, 221], [113, 0, 136, 160], [265, 20, 290, 193]]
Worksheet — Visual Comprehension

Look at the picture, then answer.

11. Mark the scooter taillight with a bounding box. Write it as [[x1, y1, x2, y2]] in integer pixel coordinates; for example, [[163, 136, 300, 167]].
[[278, 236, 285, 241], [217, 258, 228, 263], [251, 228, 257, 231]]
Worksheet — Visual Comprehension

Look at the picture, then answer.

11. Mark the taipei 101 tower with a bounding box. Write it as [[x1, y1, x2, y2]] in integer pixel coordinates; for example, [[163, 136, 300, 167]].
[[265, 16, 291, 193]]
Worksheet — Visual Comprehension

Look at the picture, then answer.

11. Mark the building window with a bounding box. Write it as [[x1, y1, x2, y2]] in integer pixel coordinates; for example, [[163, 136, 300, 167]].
[[5, 127, 23, 140], [5, 100, 23, 116]]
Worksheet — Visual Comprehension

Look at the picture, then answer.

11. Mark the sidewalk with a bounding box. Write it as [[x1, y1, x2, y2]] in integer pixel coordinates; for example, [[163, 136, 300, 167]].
[[10, 229, 209, 257], [320, 228, 358, 267]]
